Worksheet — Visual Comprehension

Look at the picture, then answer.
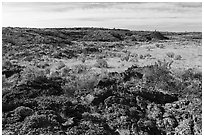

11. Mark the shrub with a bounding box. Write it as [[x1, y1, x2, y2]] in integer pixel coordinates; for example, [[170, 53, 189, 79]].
[[45, 68, 51, 75], [62, 72, 99, 97], [61, 66, 71, 76], [122, 49, 128, 53], [155, 59, 173, 71], [174, 55, 182, 60], [144, 53, 152, 58], [124, 56, 130, 62], [117, 53, 122, 58], [2, 60, 23, 78], [155, 43, 165, 48], [62, 83, 76, 97], [139, 54, 145, 59], [174, 68, 202, 99], [2, 74, 7, 87], [49, 71, 60, 77], [76, 72, 99, 91], [146, 46, 152, 51], [81, 57, 86, 63], [181, 79, 202, 99], [95, 59, 108, 68], [19, 67, 46, 84], [56, 61, 66, 70], [120, 56, 125, 61], [37, 61, 50, 69], [130, 53, 138, 58], [142, 59, 175, 91], [121, 53, 130, 62], [23, 56, 33, 62], [129, 57, 138, 62], [2, 74, 17, 90], [2, 60, 12, 69], [96, 54, 106, 60], [179, 69, 202, 81], [79, 53, 86, 63], [127, 51, 131, 55], [71, 64, 90, 74], [166, 52, 175, 58], [22, 113, 59, 129]]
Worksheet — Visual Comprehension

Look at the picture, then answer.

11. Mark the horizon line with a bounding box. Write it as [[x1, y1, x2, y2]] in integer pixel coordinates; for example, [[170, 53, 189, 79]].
[[2, 26, 202, 33]]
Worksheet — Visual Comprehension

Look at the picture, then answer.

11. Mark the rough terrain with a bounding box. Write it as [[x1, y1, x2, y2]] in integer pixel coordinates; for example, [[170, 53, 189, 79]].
[[2, 27, 202, 135]]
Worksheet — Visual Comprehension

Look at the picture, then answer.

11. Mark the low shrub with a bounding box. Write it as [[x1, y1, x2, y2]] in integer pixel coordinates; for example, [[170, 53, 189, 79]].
[[155, 59, 173, 71], [2, 60, 24, 78], [146, 46, 152, 51], [79, 53, 86, 63], [37, 61, 50, 69], [96, 54, 106, 60], [144, 53, 152, 58], [49, 71, 60, 77], [56, 61, 66, 70], [22, 113, 59, 130], [121, 55, 130, 62], [179, 69, 202, 81], [139, 54, 145, 59], [130, 53, 138, 58], [71, 64, 90, 74], [61, 66, 71, 76], [129, 57, 138, 62], [62, 71, 100, 98], [122, 49, 128, 53], [62, 83, 76, 97], [19, 67, 46, 84], [142, 59, 176, 91], [45, 68, 51, 75], [81, 57, 86, 63], [2, 60, 12, 69], [76, 72, 99, 91], [95, 59, 108, 68], [155, 43, 165, 48], [166, 52, 175, 58], [174, 55, 182, 60]]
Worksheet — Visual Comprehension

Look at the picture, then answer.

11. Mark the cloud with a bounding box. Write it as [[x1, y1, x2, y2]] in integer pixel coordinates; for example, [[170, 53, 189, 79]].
[[2, 2, 202, 32]]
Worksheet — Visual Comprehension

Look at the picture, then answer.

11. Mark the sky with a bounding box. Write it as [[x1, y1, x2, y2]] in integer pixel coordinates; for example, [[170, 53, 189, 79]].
[[2, 2, 202, 32]]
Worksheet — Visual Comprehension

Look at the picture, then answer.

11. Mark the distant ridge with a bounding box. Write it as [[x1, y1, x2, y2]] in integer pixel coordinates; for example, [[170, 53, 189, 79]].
[[2, 27, 172, 44], [2, 27, 201, 45]]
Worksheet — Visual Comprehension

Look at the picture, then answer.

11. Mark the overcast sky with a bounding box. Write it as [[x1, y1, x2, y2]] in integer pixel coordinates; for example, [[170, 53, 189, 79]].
[[2, 2, 202, 32]]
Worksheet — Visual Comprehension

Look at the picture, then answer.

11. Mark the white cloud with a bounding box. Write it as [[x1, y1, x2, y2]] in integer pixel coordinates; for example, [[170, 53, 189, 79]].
[[2, 2, 202, 31]]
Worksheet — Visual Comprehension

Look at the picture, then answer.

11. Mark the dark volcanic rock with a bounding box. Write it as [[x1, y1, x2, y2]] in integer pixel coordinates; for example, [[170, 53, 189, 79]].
[[133, 88, 178, 104], [2, 76, 64, 112], [14, 106, 34, 118], [150, 31, 169, 40], [137, 118, 162, 135], [92, 89, 113, 105], [2, 61, 24, 78], [123, 65, 144, 81]]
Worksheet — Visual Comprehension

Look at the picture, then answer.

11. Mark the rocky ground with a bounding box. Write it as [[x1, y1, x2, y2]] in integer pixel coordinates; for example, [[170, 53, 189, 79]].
[[2, 27, 202, 135]]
